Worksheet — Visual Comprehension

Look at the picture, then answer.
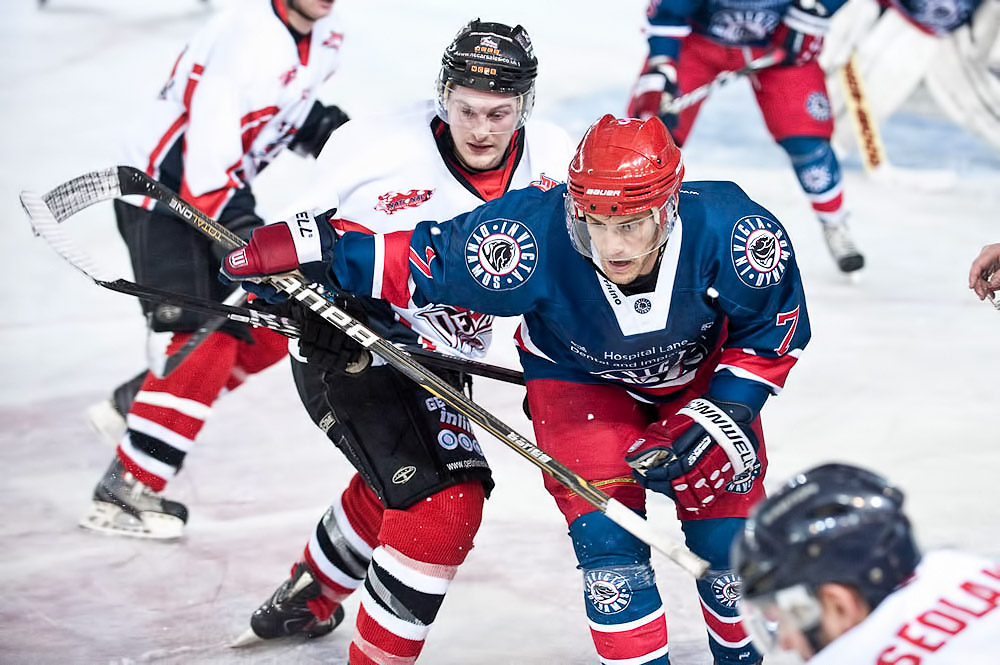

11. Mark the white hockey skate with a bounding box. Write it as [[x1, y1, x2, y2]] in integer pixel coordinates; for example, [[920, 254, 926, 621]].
[[822, 221, 865, 274], [79, 458, 187, 540]]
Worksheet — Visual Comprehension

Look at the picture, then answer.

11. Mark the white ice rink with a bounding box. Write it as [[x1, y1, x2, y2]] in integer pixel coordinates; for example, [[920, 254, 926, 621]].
[[1, 0, 998, 663]]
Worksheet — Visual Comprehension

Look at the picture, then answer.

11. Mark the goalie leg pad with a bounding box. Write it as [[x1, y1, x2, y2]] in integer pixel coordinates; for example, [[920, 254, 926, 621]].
[[291, 359, 493, 510], [569, 511, 669, 664]]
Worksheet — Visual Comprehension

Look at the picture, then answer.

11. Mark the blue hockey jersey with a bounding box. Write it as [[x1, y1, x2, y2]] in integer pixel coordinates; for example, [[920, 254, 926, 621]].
[[643, 0, 848, 59], [329, 181, 810, 408]]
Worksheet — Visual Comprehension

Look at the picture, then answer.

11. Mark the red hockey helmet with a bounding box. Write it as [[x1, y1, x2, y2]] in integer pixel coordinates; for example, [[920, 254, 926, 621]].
[[565, 114, 684, 260]]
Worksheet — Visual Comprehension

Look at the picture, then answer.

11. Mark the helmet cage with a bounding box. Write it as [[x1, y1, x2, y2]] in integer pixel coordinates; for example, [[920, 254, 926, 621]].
[[564, 192, 678, 262]]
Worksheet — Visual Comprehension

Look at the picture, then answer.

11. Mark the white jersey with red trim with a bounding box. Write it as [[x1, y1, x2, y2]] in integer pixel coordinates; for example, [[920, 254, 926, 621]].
[[812, 550, 1000, 665], [121, 0, 344, 218], [296, 101, 573, 358]]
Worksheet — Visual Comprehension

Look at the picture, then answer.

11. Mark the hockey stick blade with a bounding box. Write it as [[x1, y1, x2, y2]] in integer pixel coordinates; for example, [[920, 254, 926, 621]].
[[20, 197, 525, 385], [105, 166, 709, 578]]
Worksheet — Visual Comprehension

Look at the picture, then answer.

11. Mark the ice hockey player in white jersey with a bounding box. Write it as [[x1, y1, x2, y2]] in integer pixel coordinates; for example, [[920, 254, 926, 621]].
[[80, 0, 350, 540], [232, 20, 573, 664], [733, 462, 1000, 663]]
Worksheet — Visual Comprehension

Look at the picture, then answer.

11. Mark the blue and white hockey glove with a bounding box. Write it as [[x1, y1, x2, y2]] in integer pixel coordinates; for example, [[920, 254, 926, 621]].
[[625, 397, 762, 514], [219, 210, 338, 302]]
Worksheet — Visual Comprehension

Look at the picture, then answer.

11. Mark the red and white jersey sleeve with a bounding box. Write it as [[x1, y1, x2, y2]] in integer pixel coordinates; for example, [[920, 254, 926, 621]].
[[811, 550, 1000, 664], [121, 0, 344, 218], [290, 102, 573, 359]]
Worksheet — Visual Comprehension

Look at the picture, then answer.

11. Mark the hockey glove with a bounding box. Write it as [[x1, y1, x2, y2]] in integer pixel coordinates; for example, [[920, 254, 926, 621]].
[[625, 397, 762, 514], [771, 0, 831, 66], [627, 55, 680, 129], [284, 298, 371, 376], [290, 103, 350, 159], [220, 209, 338, 301]]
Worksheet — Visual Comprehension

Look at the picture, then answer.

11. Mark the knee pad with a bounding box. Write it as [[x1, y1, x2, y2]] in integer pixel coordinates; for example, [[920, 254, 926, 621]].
[[380, 481, 485, 565], [569, 511, 661, 624], [778, 135, 843, 200]]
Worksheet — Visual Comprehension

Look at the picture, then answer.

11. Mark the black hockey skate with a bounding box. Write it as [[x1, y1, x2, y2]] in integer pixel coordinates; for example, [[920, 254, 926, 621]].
[[79, 457, 188, 540], [822, 221, 865, 274], [234, 562, 345, 646]]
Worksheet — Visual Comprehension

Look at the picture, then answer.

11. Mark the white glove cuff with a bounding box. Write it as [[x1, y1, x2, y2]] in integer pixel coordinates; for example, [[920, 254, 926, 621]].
[[677, 398, 757, 476]]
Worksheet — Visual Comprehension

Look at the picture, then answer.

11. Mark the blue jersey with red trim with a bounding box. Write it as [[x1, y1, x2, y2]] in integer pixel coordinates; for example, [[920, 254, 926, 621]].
[[643, 0, 847, 59], [330, 180, 810, 406]]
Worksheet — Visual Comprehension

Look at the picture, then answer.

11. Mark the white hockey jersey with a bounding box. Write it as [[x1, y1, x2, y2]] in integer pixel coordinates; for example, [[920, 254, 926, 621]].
[[811, 550, 1000, 664], [295, 101, 574, 359], [122, 0, 344, 219]]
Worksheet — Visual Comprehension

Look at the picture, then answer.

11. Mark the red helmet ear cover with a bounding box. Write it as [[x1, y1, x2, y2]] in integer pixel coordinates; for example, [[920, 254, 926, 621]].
[[567, 114, 684, 217]]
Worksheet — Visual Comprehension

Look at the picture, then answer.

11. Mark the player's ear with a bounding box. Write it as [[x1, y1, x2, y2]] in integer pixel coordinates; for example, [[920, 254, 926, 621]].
[[817, 583, 870, 636]]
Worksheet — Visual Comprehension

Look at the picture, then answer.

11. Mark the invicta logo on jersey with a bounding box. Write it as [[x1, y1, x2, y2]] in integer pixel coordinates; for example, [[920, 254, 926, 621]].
[[465, 219, 538, 291], [730, 215, 790, 289]]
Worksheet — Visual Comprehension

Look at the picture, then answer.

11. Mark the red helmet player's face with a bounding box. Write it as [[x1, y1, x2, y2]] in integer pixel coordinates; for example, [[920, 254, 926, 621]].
[[579, 208, 667, 285]]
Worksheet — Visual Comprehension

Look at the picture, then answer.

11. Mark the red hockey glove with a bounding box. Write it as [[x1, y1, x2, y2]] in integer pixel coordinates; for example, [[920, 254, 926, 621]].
[[771, 0, 831, 66], [625, 397, 762, 514], [627, 55, 680, 129], [220, 210, 338, 299]]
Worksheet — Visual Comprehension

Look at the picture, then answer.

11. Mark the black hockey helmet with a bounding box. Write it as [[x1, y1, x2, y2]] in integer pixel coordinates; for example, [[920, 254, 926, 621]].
[[435, 19, 538, 129], [732, 462, 921, 653]]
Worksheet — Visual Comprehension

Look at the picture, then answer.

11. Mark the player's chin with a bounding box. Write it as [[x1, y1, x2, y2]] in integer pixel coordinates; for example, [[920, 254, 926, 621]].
[[601, 259, 640, 284]]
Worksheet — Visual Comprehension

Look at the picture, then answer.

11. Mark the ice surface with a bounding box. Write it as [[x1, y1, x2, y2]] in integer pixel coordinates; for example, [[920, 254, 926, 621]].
[[1, 0, 998, 663]]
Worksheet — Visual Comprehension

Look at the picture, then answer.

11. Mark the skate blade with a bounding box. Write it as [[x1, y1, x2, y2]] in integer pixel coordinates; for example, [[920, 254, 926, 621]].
[[79, 501, 184, 540], [230, 628, 265, 648], [85, 400, 126, 447]]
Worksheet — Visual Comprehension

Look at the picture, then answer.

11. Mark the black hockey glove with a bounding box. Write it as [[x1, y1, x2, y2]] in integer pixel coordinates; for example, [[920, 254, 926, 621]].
[[772, 0, 831, 66], [290, 102, 350, 158], [289, 297, 371, 376]]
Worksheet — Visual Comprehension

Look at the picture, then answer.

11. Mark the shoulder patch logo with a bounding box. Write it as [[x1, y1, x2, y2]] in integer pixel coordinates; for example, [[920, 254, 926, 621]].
[[530, 174, 560, 191], [730, 215, 790, 289], [375, 189, 434, 215], [465, 219, 537, 291]]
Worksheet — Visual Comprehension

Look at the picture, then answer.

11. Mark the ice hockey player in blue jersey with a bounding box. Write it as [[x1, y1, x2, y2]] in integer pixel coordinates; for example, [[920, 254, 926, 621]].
[[222, 114, 811, 665], [628, 0, 865, 275]]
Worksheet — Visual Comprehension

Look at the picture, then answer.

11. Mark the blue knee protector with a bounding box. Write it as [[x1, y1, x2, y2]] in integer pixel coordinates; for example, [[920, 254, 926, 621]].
[[683, 518, 762, 665], [779, 135, 842, 201], [569, 511, 669, 663]]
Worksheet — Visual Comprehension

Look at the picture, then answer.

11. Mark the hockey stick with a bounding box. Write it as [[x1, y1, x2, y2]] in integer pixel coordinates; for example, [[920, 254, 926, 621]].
[[662, 49, 786, 114], [20, 207, 526, 385], [839, 53, 957, 190], [36, 166, 243, 378], [21, 166, 709, 578]]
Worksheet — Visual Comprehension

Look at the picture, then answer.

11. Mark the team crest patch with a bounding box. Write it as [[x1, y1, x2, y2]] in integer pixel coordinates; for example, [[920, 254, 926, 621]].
[[530, 174, 560, 191], [375, 189, 433, 215], [806, 91, 831, 122], [731, 216, 790, 289], [465, 219, 537, 291], [585, 570, 633, 614], [710, 572, 742, 610], [634, 298, 652, 314]]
